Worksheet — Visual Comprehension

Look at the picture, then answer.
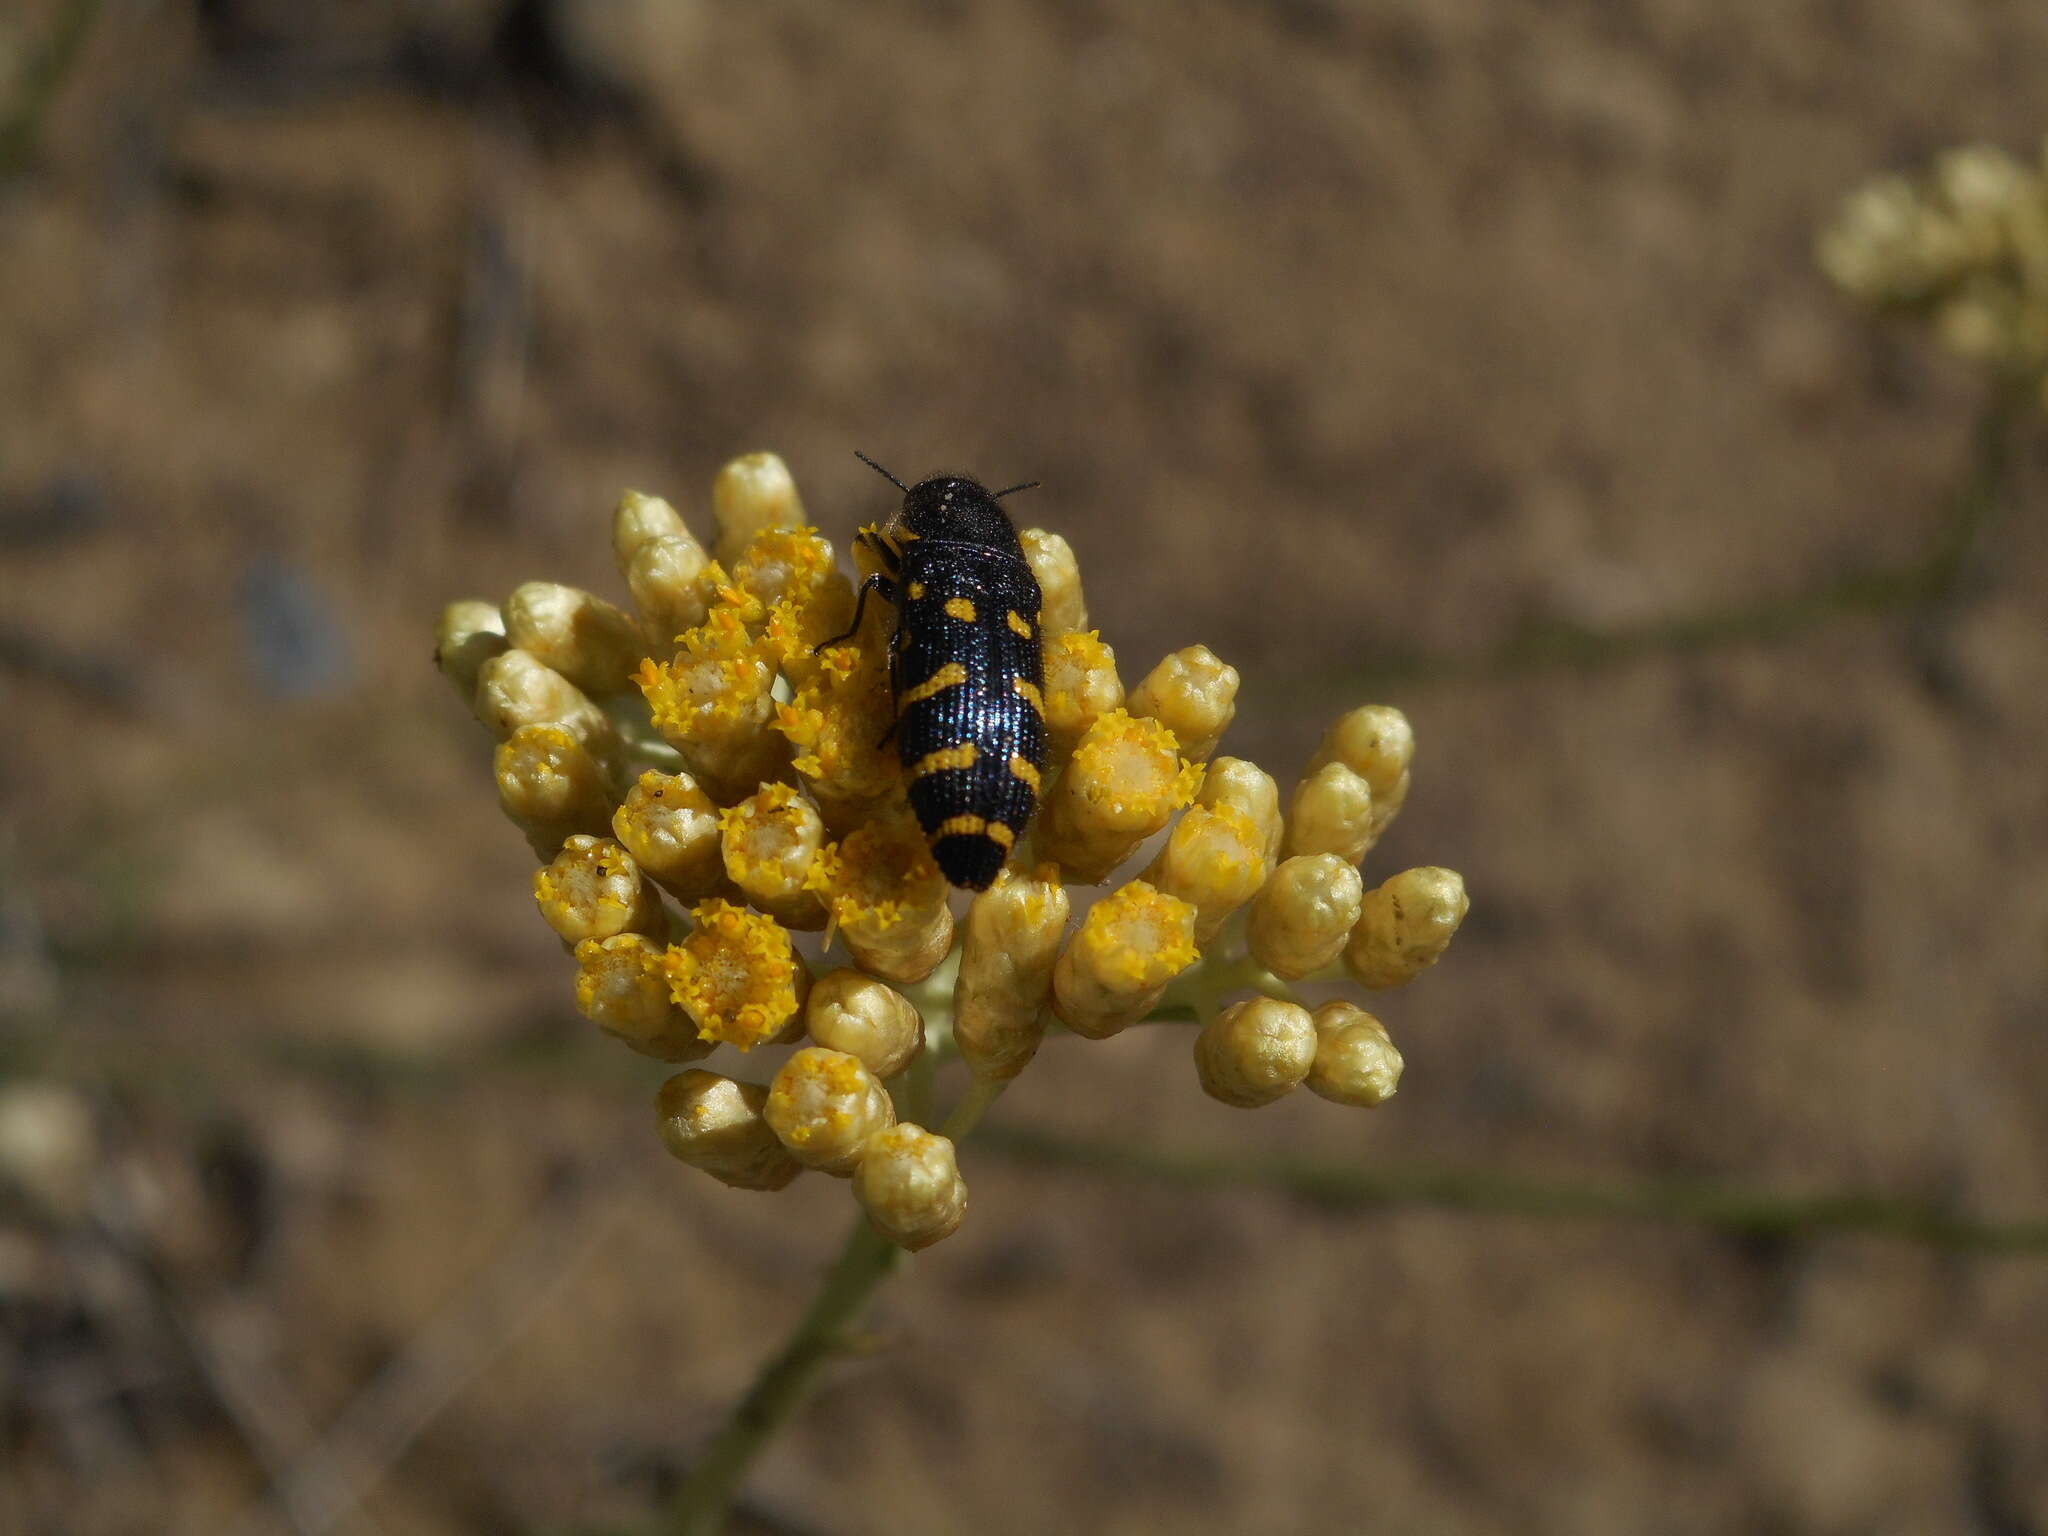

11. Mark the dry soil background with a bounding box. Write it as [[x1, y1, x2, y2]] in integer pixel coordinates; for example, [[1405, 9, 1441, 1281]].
[[2, 2, 2046, 1533]]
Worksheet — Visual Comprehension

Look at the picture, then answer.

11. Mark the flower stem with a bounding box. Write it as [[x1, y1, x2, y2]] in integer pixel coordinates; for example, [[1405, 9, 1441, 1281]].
[[670, 1218, 903, 1535]]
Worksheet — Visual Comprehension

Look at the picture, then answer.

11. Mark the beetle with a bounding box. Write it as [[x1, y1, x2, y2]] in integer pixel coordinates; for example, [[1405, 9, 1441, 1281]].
[[822, 452, 1047, 890]]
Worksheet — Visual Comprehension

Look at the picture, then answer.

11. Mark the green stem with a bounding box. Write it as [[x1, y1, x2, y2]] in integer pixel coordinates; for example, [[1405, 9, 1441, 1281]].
[[670, 1219, 903, 1535], [670, 1049, 1004, 1532], [979, 1125, 2048, 1256]]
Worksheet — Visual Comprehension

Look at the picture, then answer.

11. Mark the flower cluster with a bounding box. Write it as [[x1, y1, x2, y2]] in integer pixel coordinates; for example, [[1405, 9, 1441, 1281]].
[[436, 454, 1469, 1251], [1819, 140, 2048, 397]]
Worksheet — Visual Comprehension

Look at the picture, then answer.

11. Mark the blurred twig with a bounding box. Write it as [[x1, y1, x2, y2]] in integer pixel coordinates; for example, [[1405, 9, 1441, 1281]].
[[1331, 381, 2029, 695], [979, 1124, 2048, 1256], [0, 0, 101, 178], [228, 1179, 623, 1536]]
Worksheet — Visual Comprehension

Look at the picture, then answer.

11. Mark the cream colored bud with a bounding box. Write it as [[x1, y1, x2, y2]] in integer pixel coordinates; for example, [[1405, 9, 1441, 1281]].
[[1197, 757, 1283, 867], [764, 1047, 895, 1176], [612, 488, 689, 577], [504, 581, 645, 697], [612, 770, 725, 900], [636, 609, 789, 804], [1309, 706, 1413, 838], [533, 835, 665, 945], [435, 600, 507, 697], [805, 968, 924, 1079], [1020, 527, 1087, 635], [1247, 854, 1363, 979], [496, 724, 616, 859], [719, 784, 828, 929], [473, 649, 622, 776], [628, 534, 713, 650], [1194, 997, 1317, 1108], [1041, 631, 1125, 764], [854, 1124, 967, 1250], [1051, 881, 1199, 1039], [1305, 1001, 1402, 1107], [574, 935, 711, 1062], [711, 452, 805, 565], [1129, 646, 1238, 763], [656, 1071, 801, 1191], [1140, 804, 1267, 944], [1344, 867, 1469, 989], [953, 867, 1071, 1080], [807, 818, 955, 984], [1284, 762, 1376, 864], [1036, 711, 1203, 884]]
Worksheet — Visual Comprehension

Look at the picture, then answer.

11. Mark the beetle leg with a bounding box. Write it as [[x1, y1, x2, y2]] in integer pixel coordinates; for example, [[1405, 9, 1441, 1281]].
[[815, 573, 898, 651], [877, 635, 904, 748]]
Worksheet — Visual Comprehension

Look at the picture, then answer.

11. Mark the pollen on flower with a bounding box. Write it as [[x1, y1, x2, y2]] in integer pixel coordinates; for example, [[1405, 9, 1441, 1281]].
[[718, 783, 828, 929], [764, 1046, 894, 1175], [1041, 630, 1125, 762], [774, 646, 901, 823], [729, 527, 855, 633], [1052, 879, 1199, 1039], [1037, 710, 1202, 882], [807, 817, 953, 982], [663, 899, 806, 1049]]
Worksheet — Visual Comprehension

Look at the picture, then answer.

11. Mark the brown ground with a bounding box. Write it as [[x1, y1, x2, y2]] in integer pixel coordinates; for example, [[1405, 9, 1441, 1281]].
[[3, 2, 2046, 1533]]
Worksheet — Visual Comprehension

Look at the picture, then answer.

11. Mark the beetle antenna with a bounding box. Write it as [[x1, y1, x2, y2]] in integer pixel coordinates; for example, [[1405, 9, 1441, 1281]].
[[853, 451, 910, 494], [991, 480, 1041, 499]]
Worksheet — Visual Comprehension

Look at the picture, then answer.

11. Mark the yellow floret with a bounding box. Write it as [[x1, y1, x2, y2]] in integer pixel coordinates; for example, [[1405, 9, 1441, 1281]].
[[662, 899, 805, 1049]]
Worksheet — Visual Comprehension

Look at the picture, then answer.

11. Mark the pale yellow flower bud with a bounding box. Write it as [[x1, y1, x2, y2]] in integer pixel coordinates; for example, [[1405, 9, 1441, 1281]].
[[1284, 762, 1375, 865], [854, 1124, 966, 1250], [636, 608, 789, 804], [495, 723, 615, 859], [611, 770, 725, 900], [1019, 527, 1087, 635], [656, 1071, 801, 1191], [574, 934, 712, 1062], [1196, 757, 1283, 868], [1051, 880, 1198, 1039], [1129, 645, 1238, 763], [474, 649, 623, 776], [765, 1047, 894, 1175], [1247, 854, 1363, 980], [1041, 630, 1125, 765], [1140, 804, 1266, 944], [1193, 997, 1317, 1108], [718, 784, 828, 930], [806, 967, 924, 1080], [534, 836, 665, 945], [711, 452, 805, 566], [1305, 1001, 1402, 1107], [1036, 711, 1202, 884], [664, 899, 808, 1049], [503, 581, 645, 697], [1344, 867, 1469, 989], [628, 533, 713, 650], [953, 866, 1071, 1080], [435, 600, 507, 697], [727, 528, 855, 636], [775, 642, 902, 831], [808, 818, 955, 984], [1308, 705, 1413, 839], [612, 488, 689, 577]]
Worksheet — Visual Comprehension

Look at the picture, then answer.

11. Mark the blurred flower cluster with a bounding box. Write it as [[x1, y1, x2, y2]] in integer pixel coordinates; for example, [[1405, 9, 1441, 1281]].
[[1819, 140, 2048, 396], [436, 454, 1468, 1251]]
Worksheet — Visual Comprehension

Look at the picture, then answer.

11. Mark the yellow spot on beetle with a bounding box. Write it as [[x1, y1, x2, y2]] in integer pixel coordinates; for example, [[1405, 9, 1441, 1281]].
[[1009, 755, 1041, 791], [907, 580, 926, 600], [901, 662, 969, 705], [1013, 677, 1044, 711], [936, 814, 988, 838], [985, 822, 1016, 849], [945, 596, 977, 622], [1007, 610, 1033, 638], [913, 742, 980, 777]]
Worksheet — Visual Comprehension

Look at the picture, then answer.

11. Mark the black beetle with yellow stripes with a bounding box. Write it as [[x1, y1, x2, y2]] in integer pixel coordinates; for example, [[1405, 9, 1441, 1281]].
[[822, 452, 1048, 890]]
